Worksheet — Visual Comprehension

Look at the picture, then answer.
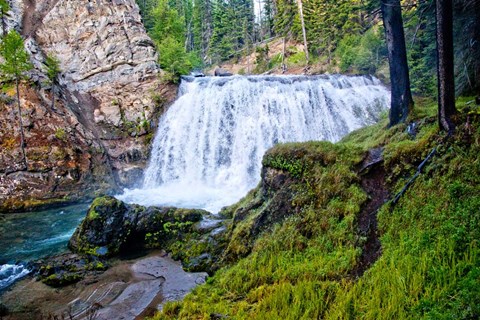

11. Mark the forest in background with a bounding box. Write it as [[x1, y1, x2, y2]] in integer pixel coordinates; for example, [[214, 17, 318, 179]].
[[136, 0, 479, 98]]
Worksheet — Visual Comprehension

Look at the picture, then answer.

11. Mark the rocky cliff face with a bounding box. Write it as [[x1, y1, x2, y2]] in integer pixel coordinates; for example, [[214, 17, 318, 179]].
[[0, 0, 177, 211], [0, 84, 114, 211], [36, 0, 159, 126]]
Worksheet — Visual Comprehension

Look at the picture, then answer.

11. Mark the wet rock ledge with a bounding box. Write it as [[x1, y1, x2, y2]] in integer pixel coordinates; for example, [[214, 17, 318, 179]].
[[36, 196, 228, 287]]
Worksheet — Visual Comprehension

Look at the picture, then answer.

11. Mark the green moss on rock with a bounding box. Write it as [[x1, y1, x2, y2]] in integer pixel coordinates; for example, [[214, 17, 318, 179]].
[[69, 196, 211, 261], [41, 273, 83, 287]]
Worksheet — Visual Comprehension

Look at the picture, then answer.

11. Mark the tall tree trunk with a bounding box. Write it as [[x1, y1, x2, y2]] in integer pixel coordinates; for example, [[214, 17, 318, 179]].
[[296, 0, 309, 64], [1, 10, 5, 38], [257, 0, 263, 41], [471, 0, 480, 95], [436, 0, 456, 134], [51, 81, 55, 110], [381, 0, 414, 126], [15, 77, 28, 170], [282, 36, 287, 73]]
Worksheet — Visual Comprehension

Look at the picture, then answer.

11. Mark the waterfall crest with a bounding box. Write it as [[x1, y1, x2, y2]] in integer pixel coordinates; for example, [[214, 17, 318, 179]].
[[119, 75, 390, 212]]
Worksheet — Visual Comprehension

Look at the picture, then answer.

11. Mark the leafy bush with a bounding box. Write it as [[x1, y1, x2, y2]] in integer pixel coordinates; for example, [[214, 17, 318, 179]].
[[158, 37, 200, 82], [336, 26, 387, 74], [55, 128, 67, 141], [286, 50, 307, 66]]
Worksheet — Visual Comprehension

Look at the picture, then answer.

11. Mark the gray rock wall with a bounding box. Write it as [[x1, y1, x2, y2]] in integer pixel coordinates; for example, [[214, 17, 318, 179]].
[[36, 0, 160, 126], [0, 0, 177, 211]]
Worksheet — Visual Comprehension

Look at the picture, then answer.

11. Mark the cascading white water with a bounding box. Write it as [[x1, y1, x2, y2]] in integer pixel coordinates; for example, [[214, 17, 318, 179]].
[[118, 74, 390, 212]]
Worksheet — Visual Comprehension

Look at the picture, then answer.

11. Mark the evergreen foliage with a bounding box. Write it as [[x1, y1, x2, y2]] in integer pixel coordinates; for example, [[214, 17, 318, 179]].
[[192, 0, 213, 62], [44, 54, 60, 83], [145, 0, 200, 80], [208, 0, 255, 63], [336, 25, 386, 74], [0, 30, 33, 169], [135, 0, 480, 95], [0, 30, 32, 81]]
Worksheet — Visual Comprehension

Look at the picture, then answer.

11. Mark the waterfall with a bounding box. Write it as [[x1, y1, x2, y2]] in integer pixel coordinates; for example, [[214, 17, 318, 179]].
[[118, 74, 390, 212]]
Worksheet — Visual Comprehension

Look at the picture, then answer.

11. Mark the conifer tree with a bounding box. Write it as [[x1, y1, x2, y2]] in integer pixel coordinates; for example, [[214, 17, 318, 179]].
[[262, 0, 275, 38], [45, 54, 61, 109], [148, 0, 199, 78], [0, 30, 33, 169], [209, 0, 254, 63], [192, 0, 213, 62]]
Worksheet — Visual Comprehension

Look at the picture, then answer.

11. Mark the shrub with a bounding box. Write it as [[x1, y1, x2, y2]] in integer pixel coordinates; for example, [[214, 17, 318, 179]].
[[55, 128, 67, 141]]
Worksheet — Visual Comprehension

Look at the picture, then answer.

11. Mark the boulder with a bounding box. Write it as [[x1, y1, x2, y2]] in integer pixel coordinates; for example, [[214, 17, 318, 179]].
[[35, 253, 108, 287], [214, 68, 233, 77], [69, 196, 207, 257], [191, 70, 205, 77]]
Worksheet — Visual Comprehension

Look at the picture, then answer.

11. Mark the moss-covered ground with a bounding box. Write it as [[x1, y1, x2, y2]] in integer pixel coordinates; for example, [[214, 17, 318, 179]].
[[153, 97, 480, 319]]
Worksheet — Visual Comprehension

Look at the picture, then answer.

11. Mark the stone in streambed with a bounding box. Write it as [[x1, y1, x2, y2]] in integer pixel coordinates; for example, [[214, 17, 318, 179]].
[[214, 68, 233, 77], [69, 196, 207, 257], [36, 253, 107, 287]]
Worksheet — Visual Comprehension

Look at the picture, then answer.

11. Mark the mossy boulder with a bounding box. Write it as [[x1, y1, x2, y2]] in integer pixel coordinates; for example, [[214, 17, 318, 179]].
[[35, 253, 106, 288], [69, 196, 209, 258], [41, 272, 83, 287]]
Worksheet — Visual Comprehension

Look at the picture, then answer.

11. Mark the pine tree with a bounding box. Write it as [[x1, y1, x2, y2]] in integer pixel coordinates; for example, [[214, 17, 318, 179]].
[[45, 54, 61, 109], [208, 0, 254, 63], [209, 0, 232, 62], [0, 30, 33, 169], [262, 0, 275, 38], [303, 0, 362, 60], [192, 0, 213, 62], [136, 0, 157, 31], [273, 0, 299, 40], [148, 0, 200, 78]]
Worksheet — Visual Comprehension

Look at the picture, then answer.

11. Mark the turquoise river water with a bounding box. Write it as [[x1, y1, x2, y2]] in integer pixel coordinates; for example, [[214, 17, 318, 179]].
[[0, 203, 89, 291]]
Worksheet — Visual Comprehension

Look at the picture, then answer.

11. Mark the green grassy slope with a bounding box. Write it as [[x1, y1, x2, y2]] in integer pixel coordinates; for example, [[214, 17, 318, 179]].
[[154, 98, 480, 319]]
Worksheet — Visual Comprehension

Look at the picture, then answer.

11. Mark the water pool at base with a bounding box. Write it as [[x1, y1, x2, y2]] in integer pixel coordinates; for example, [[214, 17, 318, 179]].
[[0, 203, 89, 290]]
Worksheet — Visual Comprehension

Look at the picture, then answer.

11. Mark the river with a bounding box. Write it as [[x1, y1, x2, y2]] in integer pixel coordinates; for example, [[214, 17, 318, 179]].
[[0, 203, 89, 291]]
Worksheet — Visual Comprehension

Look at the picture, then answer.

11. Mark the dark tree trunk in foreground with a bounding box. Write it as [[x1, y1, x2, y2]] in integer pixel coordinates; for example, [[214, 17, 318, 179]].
[[436, 0, 457, 134], [381, 0, 414, 126], [475, 1, 480, 96]]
